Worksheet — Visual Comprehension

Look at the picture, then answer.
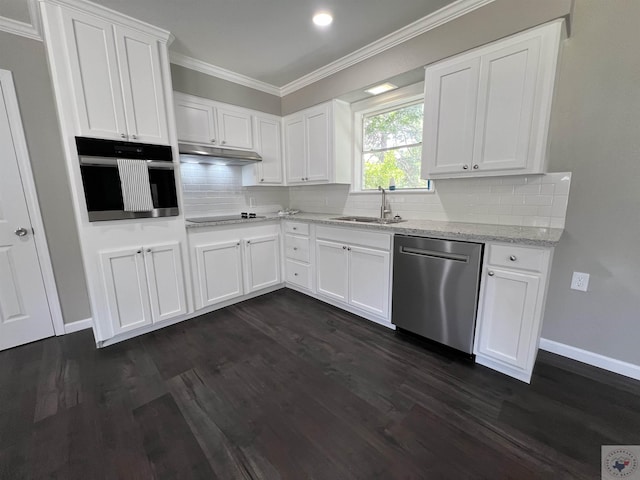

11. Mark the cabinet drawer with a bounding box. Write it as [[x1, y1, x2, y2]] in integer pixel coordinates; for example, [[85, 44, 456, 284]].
[[284, 221, 309, 235], [285, 234, 310, 262], [487, 244, 547, 272], [316, 225, 391, 251], [285, 259, 312, 289]]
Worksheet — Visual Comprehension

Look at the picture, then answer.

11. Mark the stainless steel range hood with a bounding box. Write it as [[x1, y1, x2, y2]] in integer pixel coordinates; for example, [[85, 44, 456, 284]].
[[178, 143, 262, 166]]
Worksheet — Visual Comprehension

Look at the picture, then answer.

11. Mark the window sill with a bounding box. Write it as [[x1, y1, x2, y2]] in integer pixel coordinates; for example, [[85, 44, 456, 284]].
[[349, 188, 435, 195]]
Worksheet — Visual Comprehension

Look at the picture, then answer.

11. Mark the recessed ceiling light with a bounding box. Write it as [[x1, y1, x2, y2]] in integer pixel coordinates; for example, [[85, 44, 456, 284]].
[[365, 83, 398, 96], [313, 12, 333, 27]]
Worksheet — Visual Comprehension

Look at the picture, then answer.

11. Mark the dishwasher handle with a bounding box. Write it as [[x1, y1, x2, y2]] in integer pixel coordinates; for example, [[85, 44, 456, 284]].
[[399, 246, 469, 263]]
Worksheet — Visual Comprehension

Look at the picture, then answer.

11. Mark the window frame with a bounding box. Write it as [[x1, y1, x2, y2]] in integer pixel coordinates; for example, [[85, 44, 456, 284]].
[[351, 83, 433, 194]]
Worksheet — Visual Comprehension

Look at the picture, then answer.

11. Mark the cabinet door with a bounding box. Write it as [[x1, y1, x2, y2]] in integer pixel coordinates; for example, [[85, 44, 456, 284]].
[[100, 247, 152, 334], [174, 98, 216, 144], [216, 105, 253, 149], [114, 26, 169, 144], [422, 56, 480, 176], [348, 246, 390, 318], [284, 114, 306, 184], [143, 242, 187, 323], [60, 8, 127, 141], [194, 240, 243, 308], [473, 37, 541, 173], [305, 103, 331, 182], [254, 115, 283, 184], [476, 267, 540, 370], [244, 234, 281, 293], [316, 239, 348, 303]]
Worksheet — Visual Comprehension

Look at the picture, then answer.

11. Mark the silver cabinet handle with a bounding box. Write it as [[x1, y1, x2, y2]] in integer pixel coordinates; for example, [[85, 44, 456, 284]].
[[137, 249, 142, 254], [247, 240, 251, 244], [131, 134, 137, 140], [342, 246, 347, 250], [463, 165, 469, 170], [260, 179, 264, 182], [509, 255, 517, 261], [347, 247, 351, 251], [488, 271, 495, 276], [221, 140, 226, 145], [294, 273, 298, 276], [147, 248, 151, 253], [211, 139, 216, 143], [236, 242, 240, 246], [14, 227, 29, 237], [473, 164, 479, 169], [292, 227, 297, 230], [120, 133, 126, 138], [293, 247, 298, 251]]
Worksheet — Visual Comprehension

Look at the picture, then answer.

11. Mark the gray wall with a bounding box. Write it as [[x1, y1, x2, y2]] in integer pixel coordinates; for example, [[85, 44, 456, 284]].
[[282, 0, 572, 114], [542, 0, 640, 365], [171, 64, 281, 115], [0, 31, 91, 324]]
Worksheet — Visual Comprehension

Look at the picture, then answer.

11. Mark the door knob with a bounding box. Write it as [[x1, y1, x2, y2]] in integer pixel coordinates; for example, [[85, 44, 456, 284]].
[[14, 227, 29, 237], [462, 165, 469, 170]]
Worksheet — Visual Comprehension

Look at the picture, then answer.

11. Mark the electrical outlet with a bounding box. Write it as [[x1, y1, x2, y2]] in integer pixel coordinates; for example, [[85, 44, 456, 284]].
[[571, 272, 590, 292]]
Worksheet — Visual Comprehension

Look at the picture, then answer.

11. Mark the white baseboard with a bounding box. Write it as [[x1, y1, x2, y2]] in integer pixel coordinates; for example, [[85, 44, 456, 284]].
[[63, 317, 93, 334], [539, 338, 640, 382]]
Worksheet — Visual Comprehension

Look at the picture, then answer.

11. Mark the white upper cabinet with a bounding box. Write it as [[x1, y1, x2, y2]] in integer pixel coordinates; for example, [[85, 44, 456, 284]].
[[56, 6, 169, 144], [284, 100, 352, 185], [243, 114, 284, 186], [422, 20, 564, 179], [174, 92, 253, 150]]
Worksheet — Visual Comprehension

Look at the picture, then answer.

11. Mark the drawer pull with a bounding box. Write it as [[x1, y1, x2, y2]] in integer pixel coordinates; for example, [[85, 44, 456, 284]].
[[294, 273, 298, 276], [293, 247, 298, 251], [509, 255, 517, 261], [488, 271, 495, 276]]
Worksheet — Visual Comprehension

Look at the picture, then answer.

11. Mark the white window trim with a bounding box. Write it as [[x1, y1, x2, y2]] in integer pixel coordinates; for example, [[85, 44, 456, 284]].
[[351, 82, 434, 194]]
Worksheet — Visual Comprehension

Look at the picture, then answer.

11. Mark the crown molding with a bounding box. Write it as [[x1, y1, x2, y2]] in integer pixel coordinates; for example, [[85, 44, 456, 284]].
[[280, 0, 496, 95], [169, 51, 281, 97], [40, 0, 171, 42], [0, 0, 42, 41]]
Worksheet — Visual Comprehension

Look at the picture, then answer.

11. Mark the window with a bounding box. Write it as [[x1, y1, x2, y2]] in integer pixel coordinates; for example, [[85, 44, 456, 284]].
[[357, 97, 432, 191]]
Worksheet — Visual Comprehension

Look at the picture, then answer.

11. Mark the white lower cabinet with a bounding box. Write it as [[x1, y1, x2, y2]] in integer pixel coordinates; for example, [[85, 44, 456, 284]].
[[283, 221, 314, 292], [100, 241, 187, 335], [194, 240, 244, 307], [315, 226, 392, 323], [188, 223, 282, 310], [474, 242, 553, 383]]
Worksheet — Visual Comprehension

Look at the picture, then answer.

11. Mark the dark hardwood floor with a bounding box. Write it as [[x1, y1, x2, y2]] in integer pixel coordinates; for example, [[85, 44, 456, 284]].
[[1, 289, 639, 479]]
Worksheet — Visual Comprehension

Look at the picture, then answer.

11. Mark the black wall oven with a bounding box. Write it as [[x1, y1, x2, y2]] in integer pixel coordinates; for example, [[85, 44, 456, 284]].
[[77, 137, 179, 222]]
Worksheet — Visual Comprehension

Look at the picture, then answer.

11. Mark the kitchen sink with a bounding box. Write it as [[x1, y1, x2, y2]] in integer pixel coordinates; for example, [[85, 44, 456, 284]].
[[331, 216, 406, 224]]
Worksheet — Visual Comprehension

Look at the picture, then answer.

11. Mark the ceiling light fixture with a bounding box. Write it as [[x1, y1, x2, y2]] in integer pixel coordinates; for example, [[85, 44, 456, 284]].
[[365, 83, 398, 96], [313, 12, 333, 27]]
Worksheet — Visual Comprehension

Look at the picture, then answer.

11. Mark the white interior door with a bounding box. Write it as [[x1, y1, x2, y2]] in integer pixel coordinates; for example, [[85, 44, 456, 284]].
[[0, 78, 55, 351]]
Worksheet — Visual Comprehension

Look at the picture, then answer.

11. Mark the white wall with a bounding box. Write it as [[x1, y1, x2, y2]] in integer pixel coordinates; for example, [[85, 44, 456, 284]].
[[541, 0, 640, 366]]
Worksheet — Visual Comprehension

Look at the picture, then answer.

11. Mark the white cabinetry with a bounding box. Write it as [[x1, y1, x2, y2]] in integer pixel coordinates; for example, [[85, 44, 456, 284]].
[[242, 114, 283, 185], [422, 20, 563, 178], [174, 92, 253, 149], [188, 223, 282, 310], [474, 243, 553, 383], [315, 226, 391, 323], [52, 5, 169, 144], [100, 242, 187, 335], [284, 100, 351, 185], [283, 221, 313, 292]]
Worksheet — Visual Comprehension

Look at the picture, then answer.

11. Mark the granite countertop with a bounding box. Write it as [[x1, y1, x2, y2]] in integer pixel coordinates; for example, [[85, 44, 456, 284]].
[[186, 213, 563, 246]]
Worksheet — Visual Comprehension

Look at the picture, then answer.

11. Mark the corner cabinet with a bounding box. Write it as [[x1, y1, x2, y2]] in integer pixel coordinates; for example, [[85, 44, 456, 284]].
[[422, 19, 564, 179], [242, 114, 284, 186], [42, 3, 170, 144], [100, 242, 187, 335], [284, 100, 352, 185], [188, 223, 282, 310], [474, 243, 553, 383]]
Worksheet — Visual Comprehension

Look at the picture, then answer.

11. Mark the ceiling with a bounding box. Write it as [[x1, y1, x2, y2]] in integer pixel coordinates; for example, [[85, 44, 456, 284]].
[[87, 0, 457, 88]]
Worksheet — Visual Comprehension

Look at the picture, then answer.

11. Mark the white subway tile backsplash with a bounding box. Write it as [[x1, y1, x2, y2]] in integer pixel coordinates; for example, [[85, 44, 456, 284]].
[[181, 164, 571, 229]]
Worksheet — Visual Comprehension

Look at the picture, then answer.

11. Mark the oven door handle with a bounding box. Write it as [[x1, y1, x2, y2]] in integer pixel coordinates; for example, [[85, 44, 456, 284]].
[[79, 157, 174, 169]]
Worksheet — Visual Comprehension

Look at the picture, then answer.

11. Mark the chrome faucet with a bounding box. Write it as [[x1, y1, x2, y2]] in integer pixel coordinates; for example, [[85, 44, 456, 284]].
[[378, 186, 392, 220]]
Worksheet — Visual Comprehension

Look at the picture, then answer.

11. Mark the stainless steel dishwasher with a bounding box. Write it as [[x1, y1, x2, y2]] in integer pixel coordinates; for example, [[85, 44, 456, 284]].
[[392, 235, 483, 354]]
